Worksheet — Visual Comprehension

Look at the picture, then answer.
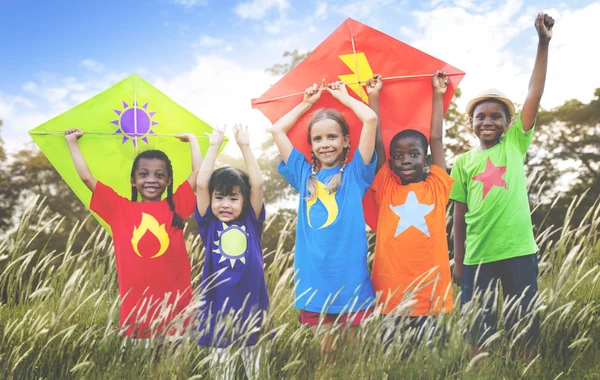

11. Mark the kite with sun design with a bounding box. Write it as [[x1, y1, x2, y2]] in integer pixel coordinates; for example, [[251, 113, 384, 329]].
[[29, 74, 223, 232], [252, 18, 465, 231]]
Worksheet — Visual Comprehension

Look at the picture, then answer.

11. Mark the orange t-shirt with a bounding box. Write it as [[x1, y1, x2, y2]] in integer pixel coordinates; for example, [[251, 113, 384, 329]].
[[371, 163, 453, 316]]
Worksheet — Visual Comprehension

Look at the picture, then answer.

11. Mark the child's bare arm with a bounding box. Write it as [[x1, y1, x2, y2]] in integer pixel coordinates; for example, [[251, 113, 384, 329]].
[[431, 70, 449, 170], [65, 129, 97, 192], [270, 82, 323, 163], [235, 124, 263, 218], [326, 81, 378, 164], [452, 201, 468, 286], [196, 126, 225, 217], [522, 12, 554, 132], [175, 133, 202, 188], [367, 74, 385, 172]]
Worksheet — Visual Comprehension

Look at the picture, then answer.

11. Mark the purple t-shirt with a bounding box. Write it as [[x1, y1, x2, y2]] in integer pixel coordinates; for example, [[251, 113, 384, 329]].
[[195, 205, 269, 347]]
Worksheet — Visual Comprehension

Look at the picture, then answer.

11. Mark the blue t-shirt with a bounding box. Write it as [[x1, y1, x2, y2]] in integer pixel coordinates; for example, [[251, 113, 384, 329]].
[[195, 205, 269, 347], [277, 148, 376, 313]]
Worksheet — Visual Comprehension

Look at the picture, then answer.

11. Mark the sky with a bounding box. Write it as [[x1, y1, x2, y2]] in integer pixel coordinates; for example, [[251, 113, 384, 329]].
[[1, 0, 599, 157]]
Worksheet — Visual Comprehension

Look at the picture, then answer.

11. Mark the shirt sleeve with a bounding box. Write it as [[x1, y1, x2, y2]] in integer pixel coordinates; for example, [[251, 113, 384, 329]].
[[347, 148, 378, 193], [249, 204, 266, 240], [449, 156, 468, 204], [277, 148, 311, 192], [371, 162, 394, 207], [172, 181, 196, 219], [89, 181, 125, 226], [194, 204, 214, 243], [427, 165, 454, 203], [504, 113, 535, 158]]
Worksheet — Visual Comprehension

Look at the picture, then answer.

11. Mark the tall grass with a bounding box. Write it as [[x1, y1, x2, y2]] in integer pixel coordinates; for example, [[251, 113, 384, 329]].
[[0, 192, 599, 379]]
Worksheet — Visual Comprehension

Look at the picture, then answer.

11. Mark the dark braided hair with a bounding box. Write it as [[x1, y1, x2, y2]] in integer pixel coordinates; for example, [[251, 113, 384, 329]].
[[130, 150, 185, 230]]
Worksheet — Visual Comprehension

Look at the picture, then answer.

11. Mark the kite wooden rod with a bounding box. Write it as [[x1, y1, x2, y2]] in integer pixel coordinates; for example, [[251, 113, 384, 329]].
[[252, 72, 463, 105], [30, 131, 210, 138]]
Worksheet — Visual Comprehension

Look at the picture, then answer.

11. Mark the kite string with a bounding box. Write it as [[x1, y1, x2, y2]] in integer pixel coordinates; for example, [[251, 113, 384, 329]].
[[252, 72, 462, 105]]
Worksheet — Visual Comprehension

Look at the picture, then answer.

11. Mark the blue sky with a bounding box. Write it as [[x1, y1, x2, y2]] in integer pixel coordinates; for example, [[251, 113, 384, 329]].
[[1, 0, 599, 154]]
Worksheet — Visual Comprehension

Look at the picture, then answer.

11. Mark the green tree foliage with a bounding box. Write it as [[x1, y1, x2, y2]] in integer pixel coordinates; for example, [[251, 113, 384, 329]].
[[530, 88, 600, 228]]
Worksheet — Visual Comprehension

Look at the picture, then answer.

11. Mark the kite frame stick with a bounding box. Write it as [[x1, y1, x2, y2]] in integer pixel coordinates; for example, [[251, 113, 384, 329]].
[[252, 72, 463, 105], [350, 36, 365, 102], [134, 92, 139, 155], [29, 131, 210, 139]]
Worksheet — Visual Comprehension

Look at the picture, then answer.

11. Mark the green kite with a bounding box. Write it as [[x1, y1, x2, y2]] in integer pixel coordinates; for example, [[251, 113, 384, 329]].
[[29, 74, 224, 232]]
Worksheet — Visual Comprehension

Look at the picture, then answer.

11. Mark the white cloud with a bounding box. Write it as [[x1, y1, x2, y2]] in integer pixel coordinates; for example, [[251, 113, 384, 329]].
[[171, 0, 207, 7], [335, 0, 394, 18], [81, 59, 104, 73], [315, 1, 328, 19], [401, 0, 600, 112], [234, 0, 290, 20], [194, 35, 234, 52]]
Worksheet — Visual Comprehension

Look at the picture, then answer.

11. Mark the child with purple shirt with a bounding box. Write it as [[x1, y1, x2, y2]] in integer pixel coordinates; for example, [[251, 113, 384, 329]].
[[195, 124, 268, 379]]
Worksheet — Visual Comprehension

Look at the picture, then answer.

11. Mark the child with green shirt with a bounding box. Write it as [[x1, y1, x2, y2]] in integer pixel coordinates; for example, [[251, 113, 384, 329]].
[[450, 12, 554, 360]]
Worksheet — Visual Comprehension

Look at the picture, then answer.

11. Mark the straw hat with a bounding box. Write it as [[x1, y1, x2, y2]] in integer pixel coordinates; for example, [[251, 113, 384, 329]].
[[466, 88, 515, 118]]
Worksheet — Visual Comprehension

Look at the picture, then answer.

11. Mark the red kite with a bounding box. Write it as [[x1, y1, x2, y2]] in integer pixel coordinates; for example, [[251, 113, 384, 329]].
[[252, 18, 465, 230]]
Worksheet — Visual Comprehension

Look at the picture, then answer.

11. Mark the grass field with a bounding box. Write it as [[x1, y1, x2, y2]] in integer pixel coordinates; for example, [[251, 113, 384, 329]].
[[1, 192, 599, 379]]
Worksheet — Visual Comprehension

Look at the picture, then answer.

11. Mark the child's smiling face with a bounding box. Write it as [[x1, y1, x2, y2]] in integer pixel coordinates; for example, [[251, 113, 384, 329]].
[[471, 100, 510, 144], [211, 187, 244, 222], [130, 158, 171, 202], [309, 119, 350, 169], [389, 137, 428, 184]]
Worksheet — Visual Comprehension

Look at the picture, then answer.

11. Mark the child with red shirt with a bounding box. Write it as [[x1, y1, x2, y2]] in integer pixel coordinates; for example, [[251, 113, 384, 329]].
[[65, 129, 201, 338]]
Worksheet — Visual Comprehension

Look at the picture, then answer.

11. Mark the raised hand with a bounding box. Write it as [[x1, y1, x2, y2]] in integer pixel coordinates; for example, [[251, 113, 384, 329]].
[[174, 132, 195, 143], [535, 12, 554, 43], [366, 74, 383, 97], [325, 80, 349, 100], [205, 125, 226, 146], [432, 70, 449, 96], [65, 129, 84, 142], [303, 80, 325, 105], [233, 124, 250, 146]]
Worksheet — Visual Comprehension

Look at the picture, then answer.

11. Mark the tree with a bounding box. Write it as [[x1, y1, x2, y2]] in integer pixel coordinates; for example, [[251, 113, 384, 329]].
[[265, 50, 310, 76], [529, 88, 600, 228], [0, 121, 22, 232]]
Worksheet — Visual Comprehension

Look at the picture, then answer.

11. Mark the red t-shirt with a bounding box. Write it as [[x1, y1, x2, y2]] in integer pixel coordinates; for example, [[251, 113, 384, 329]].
[[90, 181, 195, 337]]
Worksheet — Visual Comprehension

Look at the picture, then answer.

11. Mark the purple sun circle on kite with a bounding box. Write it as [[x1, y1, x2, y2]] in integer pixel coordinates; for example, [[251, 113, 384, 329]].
[[111, 100, 159, 147]]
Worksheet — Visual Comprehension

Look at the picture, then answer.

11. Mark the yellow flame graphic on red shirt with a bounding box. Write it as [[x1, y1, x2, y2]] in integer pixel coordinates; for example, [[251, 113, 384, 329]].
[[131, 213, 170, 258]]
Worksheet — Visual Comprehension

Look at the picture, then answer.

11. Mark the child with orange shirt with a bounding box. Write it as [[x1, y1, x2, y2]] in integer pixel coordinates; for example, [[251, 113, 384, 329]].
[[368, 71, 453, 345]]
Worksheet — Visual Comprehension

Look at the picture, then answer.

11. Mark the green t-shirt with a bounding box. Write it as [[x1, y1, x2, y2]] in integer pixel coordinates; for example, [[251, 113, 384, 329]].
[[449, 113, 538, 265]]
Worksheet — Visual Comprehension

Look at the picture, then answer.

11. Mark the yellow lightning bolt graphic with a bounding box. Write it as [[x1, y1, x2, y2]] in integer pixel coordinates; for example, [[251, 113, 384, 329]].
[[338, 52, 374, 104]]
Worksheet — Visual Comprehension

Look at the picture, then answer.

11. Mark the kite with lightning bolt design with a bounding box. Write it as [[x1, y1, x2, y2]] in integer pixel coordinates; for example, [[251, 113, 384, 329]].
[[252, 18, 465, 230], [29, 74, 223, 232]]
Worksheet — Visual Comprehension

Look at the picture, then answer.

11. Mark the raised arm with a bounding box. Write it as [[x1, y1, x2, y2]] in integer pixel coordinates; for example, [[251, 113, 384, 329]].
[[175, 133, 202, 188], [326, 81, 378, 164], [452, 201, 468, 286], [196, 126, 225, 217], [234, 124, 263, 218], [431, 70, 449, 170], [521, 12, 554, 132], [270, 82, 323, 163], [366, 74, 385, 172], [65, 129, 97, 192]]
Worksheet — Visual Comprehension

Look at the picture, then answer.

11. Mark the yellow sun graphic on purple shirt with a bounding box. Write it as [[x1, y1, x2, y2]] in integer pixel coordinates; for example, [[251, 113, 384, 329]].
[[214, 222, 249, 268]]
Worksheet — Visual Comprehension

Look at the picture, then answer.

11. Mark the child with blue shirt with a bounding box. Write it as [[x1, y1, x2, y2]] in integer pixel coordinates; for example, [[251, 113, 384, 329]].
[[270, 80, 378, 357]]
